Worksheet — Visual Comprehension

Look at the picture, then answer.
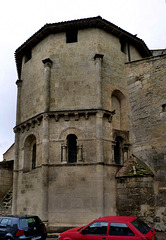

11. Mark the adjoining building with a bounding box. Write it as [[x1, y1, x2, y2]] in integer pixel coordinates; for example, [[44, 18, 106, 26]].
[[2, 16, 166, 232]]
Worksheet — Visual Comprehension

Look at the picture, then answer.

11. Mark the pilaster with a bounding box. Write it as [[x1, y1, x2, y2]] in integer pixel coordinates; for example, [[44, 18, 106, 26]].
[[15, 79, 23, 125], [12, 128, 20, 214], [41, 114, 49, 222], [42, 58, 53, 112], [94, 54, 104, 109], [96, 111, 104, 163]]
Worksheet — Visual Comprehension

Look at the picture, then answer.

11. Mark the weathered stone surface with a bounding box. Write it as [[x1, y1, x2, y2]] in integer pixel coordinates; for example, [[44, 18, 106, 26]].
[[0, 161, 13, 200], [2, 17, 166, 232], [0, 188, 12, 216], [13, 21, 138, 229], [126, 54, 166, 231]]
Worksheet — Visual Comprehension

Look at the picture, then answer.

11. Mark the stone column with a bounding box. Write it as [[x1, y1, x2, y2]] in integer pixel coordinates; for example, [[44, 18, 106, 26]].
[[13, 79, 22, 214], [41, 58, 52, 222], [41, 114, 49, 223], [15, 79, 23, 125], [96, 163, 104, 217], [42, 58, 53, 112], [112, 141, 116, 163], [123, 144, 129, 163], [96, 111, 104, 163], [96, 111, 104, 216], [62, 144, 67, 163], [94, 54, 104, 109], [12, 128, 19, 214], [77, 144, 83, 162]]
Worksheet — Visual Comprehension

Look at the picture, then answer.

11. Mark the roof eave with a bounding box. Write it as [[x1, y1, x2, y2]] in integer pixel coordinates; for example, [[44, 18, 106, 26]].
[[15, 16, 151, 78]]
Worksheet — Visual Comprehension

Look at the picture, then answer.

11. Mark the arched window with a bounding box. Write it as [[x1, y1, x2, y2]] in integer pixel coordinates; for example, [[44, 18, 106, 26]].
[[32, 143, 36, 169], [23, 135, 37, 172], [114, 136, 123, 164], [67, 134, 77, 163], [112, 95, 121, 129], [111, 90, 126, 130]]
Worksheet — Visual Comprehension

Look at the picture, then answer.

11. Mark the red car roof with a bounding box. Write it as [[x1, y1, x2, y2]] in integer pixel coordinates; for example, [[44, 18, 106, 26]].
[[93, 216, 137, 223]]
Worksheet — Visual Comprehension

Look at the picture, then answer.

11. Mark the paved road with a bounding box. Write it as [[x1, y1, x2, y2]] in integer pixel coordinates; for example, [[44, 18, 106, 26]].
[[47, 231, 166, 240], [156, 231, 166, 240]]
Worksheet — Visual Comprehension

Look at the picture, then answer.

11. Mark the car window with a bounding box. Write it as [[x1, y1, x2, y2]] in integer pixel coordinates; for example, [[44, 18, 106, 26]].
[[109, 222, 134, 236], [19, 217, 38, 229], [131, 218, 151, 235], [82, 222, 108, 235], [0, 218, 12, 227]]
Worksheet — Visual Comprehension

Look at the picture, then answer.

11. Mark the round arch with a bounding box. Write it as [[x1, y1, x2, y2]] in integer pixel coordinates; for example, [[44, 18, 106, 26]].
[[23, 134, 37, 172], [111, 89, 127, 130], [59, 127, 84, 140]]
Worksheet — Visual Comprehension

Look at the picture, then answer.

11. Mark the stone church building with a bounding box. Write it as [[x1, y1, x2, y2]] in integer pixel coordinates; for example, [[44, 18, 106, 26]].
[[1, 16, 166, 232]]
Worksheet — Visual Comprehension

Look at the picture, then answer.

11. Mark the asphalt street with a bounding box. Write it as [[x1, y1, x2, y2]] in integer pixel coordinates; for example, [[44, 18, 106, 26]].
[[47, 231, 166, 240]]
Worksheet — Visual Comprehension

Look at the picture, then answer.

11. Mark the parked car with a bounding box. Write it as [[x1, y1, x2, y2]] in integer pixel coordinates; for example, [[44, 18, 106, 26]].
[[58, 216, 157, 240], [0, 215, 47, 240]]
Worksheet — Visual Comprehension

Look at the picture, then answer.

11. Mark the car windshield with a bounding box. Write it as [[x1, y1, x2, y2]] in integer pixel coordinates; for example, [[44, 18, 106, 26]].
[[131, 218, 151, 235], [19, 217, 40, 229]]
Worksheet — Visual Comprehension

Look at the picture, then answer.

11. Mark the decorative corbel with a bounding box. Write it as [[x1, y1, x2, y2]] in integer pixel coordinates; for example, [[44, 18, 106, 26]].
[[26, 122, 31, 131], [55, 114, 59, 122], [64, 113, 69, 121], [21, 125, 26, 133], [74, 113, 79, 121], [85, 112, 89, 120]]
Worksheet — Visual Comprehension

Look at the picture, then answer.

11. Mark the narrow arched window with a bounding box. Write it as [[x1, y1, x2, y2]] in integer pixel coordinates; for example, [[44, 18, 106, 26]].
[[114, 136, 122, 164], [111, 90, 126, 130], [32, 143, 36, 169], [67, 134, 77, 163], [112, 95, 121, 130], [23, 135, 36, 172]]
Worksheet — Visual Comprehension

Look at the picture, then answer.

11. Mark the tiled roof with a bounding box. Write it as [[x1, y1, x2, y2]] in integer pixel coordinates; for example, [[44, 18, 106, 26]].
[[116, 155, 154, 178]]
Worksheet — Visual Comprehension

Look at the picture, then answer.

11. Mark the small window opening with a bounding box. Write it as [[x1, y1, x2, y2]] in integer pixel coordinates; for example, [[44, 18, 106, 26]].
[[32, 143, 36, 169], [24, 49, 32, 63], [66, 29, 78, 43], [120, 39, 126, 53], [67, 134, 77, 163], [162, 104, 166, 112], [114, 136, 122, 164]]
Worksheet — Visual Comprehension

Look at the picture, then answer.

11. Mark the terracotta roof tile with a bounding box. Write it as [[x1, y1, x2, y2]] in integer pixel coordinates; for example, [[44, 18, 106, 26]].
[[116, 155, 154, 178]]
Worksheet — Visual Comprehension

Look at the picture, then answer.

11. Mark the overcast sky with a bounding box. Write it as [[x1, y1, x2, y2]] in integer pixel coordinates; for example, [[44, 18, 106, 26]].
[[0, 0, 166, 161]]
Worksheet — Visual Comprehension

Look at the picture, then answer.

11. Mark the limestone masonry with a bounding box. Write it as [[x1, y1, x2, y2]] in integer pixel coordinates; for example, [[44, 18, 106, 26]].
[[1, 16, 166, 232]]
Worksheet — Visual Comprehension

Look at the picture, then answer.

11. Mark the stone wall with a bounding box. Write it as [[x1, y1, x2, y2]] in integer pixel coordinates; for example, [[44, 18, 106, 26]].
[[3, 144, 15, 161], [0, 161, 13, 216], [15, 167, 43, 217], [0, 188, 12, 216], [19, 28, 141, 122], [0, 161, 13, 199], [12, 18, 166, 232], [117, 176, 155, 225], [126, 54, 166, 231], [13, 26, 139, 228]]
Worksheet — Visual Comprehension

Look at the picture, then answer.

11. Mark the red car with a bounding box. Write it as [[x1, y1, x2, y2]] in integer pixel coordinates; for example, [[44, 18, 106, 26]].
[[58, 216, 157, 240]]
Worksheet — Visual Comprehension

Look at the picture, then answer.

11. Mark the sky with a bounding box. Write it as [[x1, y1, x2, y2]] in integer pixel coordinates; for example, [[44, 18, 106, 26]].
[[0, 0, 166, 161]]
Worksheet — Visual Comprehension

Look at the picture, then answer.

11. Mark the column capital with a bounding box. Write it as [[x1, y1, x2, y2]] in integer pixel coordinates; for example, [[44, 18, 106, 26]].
[[94, 53, 104, 60], [43, 114, 50, 121], [42, 58, 53, 68], [15, 79, 23, 87], [96, 111, 104, 118]]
